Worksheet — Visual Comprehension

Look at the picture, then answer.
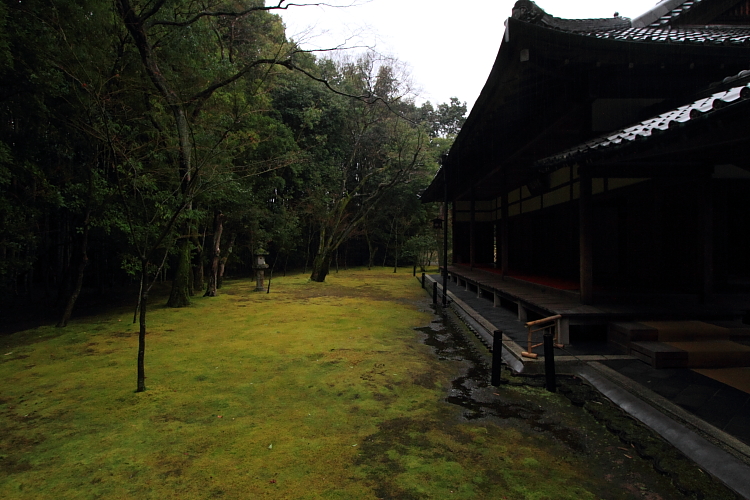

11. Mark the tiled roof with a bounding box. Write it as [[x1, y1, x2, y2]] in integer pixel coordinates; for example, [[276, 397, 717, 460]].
[[712, 66, 750, 86], [536, 75, 750, 168], [538, 16, 632, 32], [632, 0, 703, 28], [512, 0, 750, 46], [648, 0, 703, 27], [586, 25, 750, 45], [512, 1, 631, 31]]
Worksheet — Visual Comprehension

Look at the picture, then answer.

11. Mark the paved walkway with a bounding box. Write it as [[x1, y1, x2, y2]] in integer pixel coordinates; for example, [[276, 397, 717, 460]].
[[421, 273, 750, 498]]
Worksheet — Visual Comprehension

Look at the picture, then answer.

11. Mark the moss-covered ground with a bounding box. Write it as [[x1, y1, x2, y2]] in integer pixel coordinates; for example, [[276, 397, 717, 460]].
[[0, 268, 730, 499]]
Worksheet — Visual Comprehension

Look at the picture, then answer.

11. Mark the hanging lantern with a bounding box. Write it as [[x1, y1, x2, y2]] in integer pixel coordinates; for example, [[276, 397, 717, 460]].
[[432, 217, 443, 230]]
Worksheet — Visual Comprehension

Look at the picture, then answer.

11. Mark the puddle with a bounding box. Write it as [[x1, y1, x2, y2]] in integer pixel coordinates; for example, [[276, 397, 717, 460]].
[[416, 308, 587, 452]]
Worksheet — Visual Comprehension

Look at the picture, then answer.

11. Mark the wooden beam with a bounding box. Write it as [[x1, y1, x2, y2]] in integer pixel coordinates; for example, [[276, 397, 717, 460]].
[[579, 173, 594, 305], [701, 178, 714, 303], [585, 163, 712, 178], [470, 186, 476, 269], [451, 202, 457, 264], [651, 179, 664, 286], [501, 188, 509, 278]]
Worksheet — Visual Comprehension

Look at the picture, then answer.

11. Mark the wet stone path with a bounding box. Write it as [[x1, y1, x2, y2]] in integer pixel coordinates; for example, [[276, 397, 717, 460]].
[[416, 311, 589, 453], [412, 307, 740, 500]]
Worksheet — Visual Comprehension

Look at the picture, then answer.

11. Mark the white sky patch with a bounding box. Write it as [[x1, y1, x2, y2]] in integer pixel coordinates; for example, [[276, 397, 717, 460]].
[[277, 0, 663, 110]]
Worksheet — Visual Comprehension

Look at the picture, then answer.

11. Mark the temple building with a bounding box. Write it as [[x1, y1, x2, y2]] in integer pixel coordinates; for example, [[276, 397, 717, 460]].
[[422, 0, 750, 366]]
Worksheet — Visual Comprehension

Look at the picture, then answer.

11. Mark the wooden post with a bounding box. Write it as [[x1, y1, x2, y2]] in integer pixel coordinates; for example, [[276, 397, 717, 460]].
[[451, 201, 457, 264], [501, 193, 509, 278], [556, 317, 570, 345], [491, 330, 504, 386], [701, 177, 713, 303], [442, 173, 449, 307], [579, 172, 593, 305], [516, 301, 527, 322], [494, 220, 500, 268], [652, 179, 664, 287], [543, 331, 556, 393], [470, 186, 476, 269]]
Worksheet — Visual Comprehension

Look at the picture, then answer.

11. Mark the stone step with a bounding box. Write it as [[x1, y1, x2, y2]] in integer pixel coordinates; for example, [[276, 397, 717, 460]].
[[609, 320, 750, 347], [704, 321, 750, 339], [642, 321, 733, 342], [629, 340, 750, 369], [630, 341, 688, 368], [609, 322, 659, 348]]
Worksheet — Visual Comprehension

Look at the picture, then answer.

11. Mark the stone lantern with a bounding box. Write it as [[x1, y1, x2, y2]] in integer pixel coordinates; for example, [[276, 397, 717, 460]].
[[254, 248, 269, 291]]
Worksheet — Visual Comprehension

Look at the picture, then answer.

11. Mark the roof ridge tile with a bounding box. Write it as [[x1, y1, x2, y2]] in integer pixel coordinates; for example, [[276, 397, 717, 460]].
[[536, 79, 750, 168]]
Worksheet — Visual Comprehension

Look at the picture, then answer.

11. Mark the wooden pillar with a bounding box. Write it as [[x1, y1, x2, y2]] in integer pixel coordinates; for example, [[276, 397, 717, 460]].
[[579, 172, 593, 305], [516, 301, 527, 322], [701, 178, 713, 303], [470, 187, 476, 269], [451, 202, 457, 264], [651, 179, 663, 288], [494, 220, 500, 268], [501, 194, 509, 278], [715, 183, 729, 284], [556, 317, 570, 345]]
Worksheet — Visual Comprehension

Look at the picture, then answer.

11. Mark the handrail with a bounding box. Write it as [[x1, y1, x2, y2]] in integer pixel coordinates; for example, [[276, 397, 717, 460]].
[[522, 314, 564, 359], [525, 314, 561, 327]]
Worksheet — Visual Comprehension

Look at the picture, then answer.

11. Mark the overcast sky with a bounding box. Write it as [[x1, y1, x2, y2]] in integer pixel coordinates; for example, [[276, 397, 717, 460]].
[[278, 0, 663, 110]]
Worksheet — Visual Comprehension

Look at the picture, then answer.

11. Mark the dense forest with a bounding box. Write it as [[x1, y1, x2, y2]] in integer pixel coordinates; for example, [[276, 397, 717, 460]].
[[0, 1, 465, 330]]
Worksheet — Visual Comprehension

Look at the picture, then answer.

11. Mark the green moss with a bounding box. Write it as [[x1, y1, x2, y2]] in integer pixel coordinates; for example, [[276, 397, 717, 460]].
[[0, 268, 714, 499]]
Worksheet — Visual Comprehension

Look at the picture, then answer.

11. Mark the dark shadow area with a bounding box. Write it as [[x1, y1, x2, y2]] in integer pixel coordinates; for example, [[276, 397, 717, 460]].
[[602, 358, 750, 447]]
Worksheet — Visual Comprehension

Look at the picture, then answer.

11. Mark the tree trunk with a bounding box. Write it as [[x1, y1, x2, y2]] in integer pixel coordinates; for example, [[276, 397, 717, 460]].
[[193, 230, 206, 291], [167, 238, 191, 307], [136, 258, 148, 392], [310, 251, 331, 283], [311, 225, 334, 282], [217, 232, 235, 289], [133, 272, 143, 324], [382, 217, 396, 267], [57, 208, 91, 328], [365, 229, 377, 270], [393, 219, 399, 273], [303, 221, 313, 275], [56, 215, 72, 305], [204, 211, 224, 297]]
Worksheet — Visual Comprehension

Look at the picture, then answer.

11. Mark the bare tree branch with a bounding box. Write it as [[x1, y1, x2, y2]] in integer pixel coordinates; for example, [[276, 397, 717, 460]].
[[139, 0, 167, 22], [147, 1, 360, 28]]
